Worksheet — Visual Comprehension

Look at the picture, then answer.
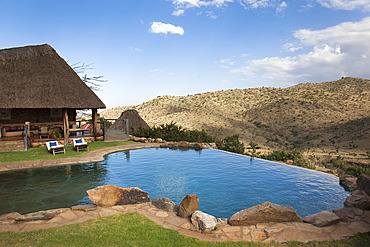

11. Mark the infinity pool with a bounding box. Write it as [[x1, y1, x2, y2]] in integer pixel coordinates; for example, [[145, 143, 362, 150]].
[[0, 148, 349, 218]]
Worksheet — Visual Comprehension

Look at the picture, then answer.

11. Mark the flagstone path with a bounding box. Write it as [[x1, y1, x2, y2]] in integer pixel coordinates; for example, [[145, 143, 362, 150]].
[[0, 202, 369, 243]]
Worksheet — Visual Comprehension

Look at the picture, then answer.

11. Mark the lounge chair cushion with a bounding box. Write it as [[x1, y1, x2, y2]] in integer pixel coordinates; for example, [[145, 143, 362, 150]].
[[75, 139, 83, 144], [49, 141, 57, 147]]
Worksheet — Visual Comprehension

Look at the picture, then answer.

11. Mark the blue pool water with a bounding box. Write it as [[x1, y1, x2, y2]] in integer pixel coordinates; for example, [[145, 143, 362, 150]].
[[0, 148, 349, 218]]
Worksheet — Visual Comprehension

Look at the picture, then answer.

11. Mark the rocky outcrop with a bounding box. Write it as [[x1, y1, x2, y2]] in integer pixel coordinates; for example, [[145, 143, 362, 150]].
[[229, 202, 302, 226], [344, 192, 370, 210], [340, 174, 358, 191], [357, 174, 370, 195], [303, 211, 340, 227], [151, 197, 179, 213], [333, 207, 370, 224], [15, 211, 56, 221], [191, 210, 217, 233], [178, 194, 199, 218], [87, 185, 150, 207]]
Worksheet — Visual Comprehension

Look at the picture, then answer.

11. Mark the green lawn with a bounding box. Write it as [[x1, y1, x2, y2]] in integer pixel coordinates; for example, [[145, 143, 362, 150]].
[[0, 213, 368, 247], [0, 140, 135, 163]]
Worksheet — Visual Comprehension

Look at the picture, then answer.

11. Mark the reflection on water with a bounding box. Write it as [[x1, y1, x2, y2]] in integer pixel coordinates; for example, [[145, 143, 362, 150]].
[[0, 148, 350, 218], [0, 163, 108, 215]]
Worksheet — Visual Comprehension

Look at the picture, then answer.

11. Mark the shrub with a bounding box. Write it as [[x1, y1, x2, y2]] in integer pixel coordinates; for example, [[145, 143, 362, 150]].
[[131, 122, 214, 143], [216, 135, 245, 154]]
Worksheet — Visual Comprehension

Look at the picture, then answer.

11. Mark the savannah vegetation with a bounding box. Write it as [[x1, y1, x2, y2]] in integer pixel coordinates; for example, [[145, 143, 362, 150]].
[[102, 77, 369, 176]]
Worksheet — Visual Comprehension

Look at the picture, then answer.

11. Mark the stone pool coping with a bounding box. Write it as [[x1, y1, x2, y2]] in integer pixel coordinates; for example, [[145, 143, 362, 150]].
[[1, 202, 369, 243], [0, 143, 161, 172]]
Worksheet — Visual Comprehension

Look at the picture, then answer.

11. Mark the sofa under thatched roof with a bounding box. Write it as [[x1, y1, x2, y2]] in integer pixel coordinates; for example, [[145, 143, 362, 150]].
[[0, 44, 105, 109]]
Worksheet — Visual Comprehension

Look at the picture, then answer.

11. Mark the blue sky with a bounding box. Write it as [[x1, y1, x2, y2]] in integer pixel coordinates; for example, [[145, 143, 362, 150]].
[[1, 0, 369, 108]]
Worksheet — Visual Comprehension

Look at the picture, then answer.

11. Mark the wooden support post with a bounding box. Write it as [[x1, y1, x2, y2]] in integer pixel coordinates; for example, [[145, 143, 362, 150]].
[[103, 118, 106, 141], [24, 122, 30, 151], [92, 108, 98, 140], [63, 109, 69, 145]]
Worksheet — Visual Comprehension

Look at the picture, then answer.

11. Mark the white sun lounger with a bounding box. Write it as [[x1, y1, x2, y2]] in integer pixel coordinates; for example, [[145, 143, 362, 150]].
[[46, 141, 65, 155]]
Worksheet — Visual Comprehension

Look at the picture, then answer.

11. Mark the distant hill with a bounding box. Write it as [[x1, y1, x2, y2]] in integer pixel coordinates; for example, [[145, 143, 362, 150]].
[[101, 77, 370, 164]]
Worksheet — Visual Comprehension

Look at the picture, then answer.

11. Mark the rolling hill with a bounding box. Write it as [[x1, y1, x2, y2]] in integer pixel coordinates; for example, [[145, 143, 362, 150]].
[[101, 77, 370, 164]]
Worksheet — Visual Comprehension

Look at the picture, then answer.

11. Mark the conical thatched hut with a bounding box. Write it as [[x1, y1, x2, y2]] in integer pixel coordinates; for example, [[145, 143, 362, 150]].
[[0, 44, 106, 146], [109, 109, 149, 134]]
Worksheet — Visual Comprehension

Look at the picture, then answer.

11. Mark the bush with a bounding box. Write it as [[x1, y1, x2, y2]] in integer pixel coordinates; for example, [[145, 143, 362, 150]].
[[259, 148, 309, 168], [216, 135, 245, 154], [329, 156, 370, 177], [131, 122, 215, 143]]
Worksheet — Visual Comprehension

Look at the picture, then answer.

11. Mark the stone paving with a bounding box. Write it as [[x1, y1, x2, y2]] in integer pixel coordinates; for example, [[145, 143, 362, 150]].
[[0, 143, 161, 172], [0, 202, 369, 243]]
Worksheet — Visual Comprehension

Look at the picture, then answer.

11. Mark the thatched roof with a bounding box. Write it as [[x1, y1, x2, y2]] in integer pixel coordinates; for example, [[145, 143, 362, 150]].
[[0, 44, 106, 109], [109, 109, 149, 134]]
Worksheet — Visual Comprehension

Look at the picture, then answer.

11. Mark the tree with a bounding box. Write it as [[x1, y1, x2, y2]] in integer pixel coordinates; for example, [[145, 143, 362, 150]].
[[71, 62, 107, 91], [248, 141, 260, 157]]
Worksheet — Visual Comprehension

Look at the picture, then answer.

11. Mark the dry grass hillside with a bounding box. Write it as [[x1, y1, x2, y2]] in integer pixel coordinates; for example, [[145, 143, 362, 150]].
[[101, 77, 370, 164]]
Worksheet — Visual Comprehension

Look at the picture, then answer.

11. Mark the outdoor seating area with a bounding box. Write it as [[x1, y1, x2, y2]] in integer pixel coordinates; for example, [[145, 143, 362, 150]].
[[73, 138, 89, 152], [46, 141, 65, 155]]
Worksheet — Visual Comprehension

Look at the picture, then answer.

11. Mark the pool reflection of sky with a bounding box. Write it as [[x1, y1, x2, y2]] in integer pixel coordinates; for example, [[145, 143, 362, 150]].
[[0, 148, 350, 218]]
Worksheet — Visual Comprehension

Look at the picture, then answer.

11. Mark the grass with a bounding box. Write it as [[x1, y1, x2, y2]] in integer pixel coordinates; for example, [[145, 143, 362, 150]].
[[0, 140, 135, 163], [0, 213, 368, 247]]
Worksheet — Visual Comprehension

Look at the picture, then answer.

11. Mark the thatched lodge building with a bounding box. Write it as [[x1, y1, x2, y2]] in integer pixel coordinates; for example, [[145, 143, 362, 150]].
[[0, 44, 106, 150]]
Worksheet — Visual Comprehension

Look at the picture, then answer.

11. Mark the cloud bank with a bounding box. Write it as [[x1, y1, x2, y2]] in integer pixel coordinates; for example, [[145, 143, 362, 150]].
[[150, 22, 185, 35], [230, 17, 370, 83]]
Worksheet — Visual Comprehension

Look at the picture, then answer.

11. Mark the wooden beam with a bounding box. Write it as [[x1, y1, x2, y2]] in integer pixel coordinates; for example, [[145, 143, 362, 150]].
[[92, 108, 98, 140], [63, 109, 69, 145]]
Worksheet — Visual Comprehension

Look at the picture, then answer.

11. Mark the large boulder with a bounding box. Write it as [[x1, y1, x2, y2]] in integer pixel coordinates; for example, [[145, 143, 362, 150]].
[[357, 174, 370, 195], [87, 185, 150, 207], [178, 194, 199, 218], [151, 197, 179, 213], [229, 202, 302, 226], [339, 174, 358, 191], [344, 193, 370, 210], [303, 211, 340, 227], [191, 210, 217, 233]]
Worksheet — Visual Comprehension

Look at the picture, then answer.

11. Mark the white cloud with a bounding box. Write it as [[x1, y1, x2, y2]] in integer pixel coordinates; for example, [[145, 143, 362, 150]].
[[172, 9, 185, 16], [220, 58, 235, 65], [282, 43, 302, 52], [317, 0, 370, 11], [129, 47, 143, 52], [149, 22, 185, 35], [230, 17, 370, 83], [150, 69, 163, 73], [240, 0, 288, 12]]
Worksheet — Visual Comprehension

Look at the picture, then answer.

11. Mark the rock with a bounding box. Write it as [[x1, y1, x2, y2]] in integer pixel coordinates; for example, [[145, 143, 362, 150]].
[[229, 202, 302, 226], [286, 160, 294, 165], [71, 205, 97, 212], [151, 197, 179, 213], [340, 174, 358, 191], [216, 218, 229, 226], [178, 194, 199, 218], [333, 207, 356, 221], [357, 174, 370, 196], [160, 143, 169, 148], [177, 141, 189, 147], [209, 143, 217, 149], [154, 138, 163, 143], [87, 185, 150, 207], [0, 212, 22, 221], [303, 211, 340, 227], [344, 194, 370, 210], [191, 210, 217, 233], [15, 210, 56, 221]]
